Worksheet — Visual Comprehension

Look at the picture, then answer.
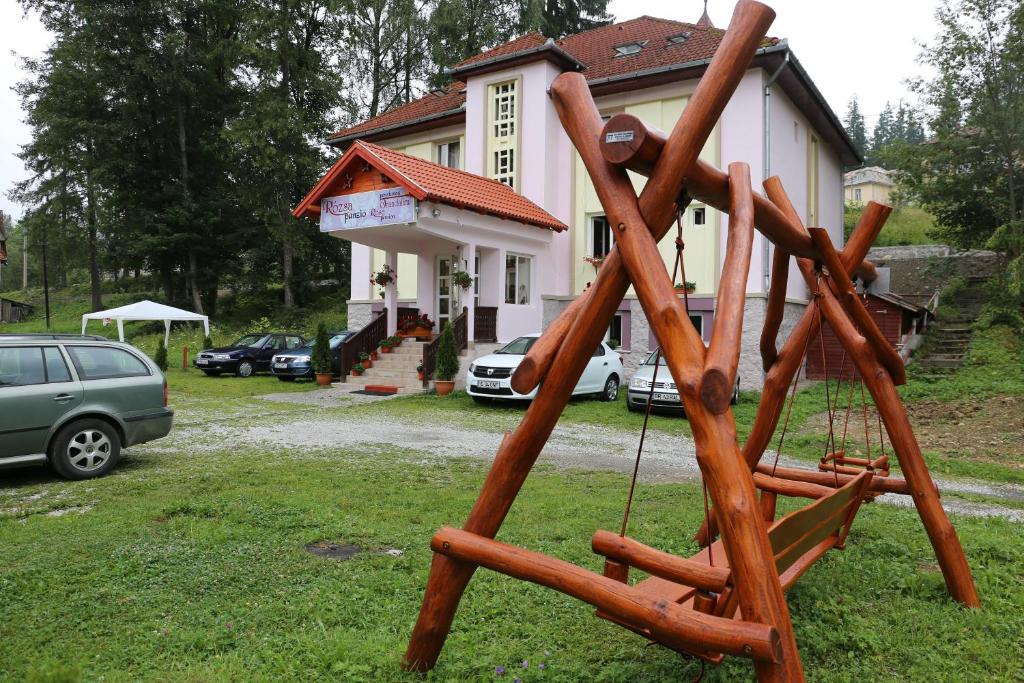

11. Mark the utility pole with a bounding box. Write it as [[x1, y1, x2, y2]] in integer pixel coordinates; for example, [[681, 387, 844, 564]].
[[22, 234, 28, 290], [41, 227, 50, 329]]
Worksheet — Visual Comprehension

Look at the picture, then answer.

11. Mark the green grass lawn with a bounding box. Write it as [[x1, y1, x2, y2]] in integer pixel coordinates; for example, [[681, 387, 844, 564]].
[[2, 441, 1022, 682]]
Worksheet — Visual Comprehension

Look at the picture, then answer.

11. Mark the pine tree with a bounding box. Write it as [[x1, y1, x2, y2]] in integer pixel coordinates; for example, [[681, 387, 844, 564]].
[[154, 343, 168, 372], [843, 95, 867, 162], [312, 323, 334, 375], [435, 321, 460, 381]]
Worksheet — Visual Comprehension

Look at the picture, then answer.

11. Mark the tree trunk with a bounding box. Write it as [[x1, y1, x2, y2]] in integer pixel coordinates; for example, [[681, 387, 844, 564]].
[[160, 263, 174, 302], [188, 249, 204, 313], [282, 238, 295, 308], [85, 142, 102, 311]]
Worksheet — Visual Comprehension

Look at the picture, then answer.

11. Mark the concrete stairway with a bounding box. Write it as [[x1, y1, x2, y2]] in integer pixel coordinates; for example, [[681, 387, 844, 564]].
[[337, 339, 427, 395], [916, 275, 989, 377]]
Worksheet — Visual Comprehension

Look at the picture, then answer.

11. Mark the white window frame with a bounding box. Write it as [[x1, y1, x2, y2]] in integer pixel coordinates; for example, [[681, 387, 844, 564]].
[[504, 252, 532, 306], [589, 214, 613, 257], [437, 140, 461, 169], [487, 79, 519, 188]]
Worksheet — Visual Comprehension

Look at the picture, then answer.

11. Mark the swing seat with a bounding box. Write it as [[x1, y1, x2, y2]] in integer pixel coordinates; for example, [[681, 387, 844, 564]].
[[820, 450, 889, 500], [593, 470, 873, 663]]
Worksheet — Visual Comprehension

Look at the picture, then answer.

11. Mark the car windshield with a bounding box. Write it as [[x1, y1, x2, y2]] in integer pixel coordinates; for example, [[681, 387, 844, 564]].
[[644, 349, 668, 366], [232, 334, 269, 348], [297, 334, 348, 352], [496, 336, 537, 355]]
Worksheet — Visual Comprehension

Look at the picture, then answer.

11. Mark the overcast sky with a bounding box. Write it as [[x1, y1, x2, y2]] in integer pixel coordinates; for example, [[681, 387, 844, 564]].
[[1, 0, 942, 223]]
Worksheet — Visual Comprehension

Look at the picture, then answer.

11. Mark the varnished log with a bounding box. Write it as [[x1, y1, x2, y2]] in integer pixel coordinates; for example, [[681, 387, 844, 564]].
[[432, 527, 783, 663], [701, 162, 755, 414], [807, 227, 906, 385], [511, 285, 592, 394], [550, 19, 807, 678], [754, 463, 912, 495], [592, 530, 732, 593], [752, 472, 833, 499], [760, 247, 791, 371]]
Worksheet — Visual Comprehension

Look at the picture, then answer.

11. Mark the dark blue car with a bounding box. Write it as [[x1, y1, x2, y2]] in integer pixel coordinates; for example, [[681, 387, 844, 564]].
[[194, 333, 306, 377], [269, 330, 355, 381]]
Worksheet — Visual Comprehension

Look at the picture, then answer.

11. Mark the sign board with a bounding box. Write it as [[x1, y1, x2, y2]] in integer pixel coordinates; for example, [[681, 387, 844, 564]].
[[319, 187, 416, 232], [605, 131, 634, 143]]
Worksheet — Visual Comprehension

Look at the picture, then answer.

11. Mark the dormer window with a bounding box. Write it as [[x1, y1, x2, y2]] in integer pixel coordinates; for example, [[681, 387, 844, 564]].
[[613, 41, 646, 57], [667, 32, 692, 45]]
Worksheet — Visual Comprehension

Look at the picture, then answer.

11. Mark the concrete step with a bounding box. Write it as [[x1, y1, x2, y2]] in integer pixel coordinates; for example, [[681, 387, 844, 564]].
[[365, 358, 421, 369], [331, 381, 424, 395], [347, 376, 423, 390]]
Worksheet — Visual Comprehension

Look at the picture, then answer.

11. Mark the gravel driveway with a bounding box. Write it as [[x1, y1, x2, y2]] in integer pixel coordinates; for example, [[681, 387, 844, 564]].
[[155, 389, 1024, 522]]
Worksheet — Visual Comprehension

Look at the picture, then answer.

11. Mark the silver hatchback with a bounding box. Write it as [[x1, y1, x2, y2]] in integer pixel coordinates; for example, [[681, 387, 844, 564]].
[[0, 335, 174, 479], [626, 348, 739, 414]]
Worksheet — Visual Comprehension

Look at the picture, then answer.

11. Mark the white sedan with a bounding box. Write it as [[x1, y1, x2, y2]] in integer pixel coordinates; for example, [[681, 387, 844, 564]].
[[466, 334, 624, 403]]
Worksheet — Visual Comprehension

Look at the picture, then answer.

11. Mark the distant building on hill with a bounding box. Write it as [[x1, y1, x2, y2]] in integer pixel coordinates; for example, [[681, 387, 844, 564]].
[[845, 166, 894, 205]]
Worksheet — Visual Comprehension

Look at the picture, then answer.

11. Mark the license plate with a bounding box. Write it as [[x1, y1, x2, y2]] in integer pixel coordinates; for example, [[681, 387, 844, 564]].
[[477, 380, 501, 389], [197, 359, 209, 365], [274, 363, 289, 369], [653, 392, 678, 402]]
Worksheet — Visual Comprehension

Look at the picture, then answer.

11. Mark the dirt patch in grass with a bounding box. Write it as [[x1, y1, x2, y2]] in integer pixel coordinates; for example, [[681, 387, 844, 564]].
[[799, 395, 1024, 468]]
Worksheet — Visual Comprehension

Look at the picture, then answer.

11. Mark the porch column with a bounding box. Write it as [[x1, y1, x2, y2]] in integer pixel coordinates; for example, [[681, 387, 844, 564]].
[[465, 243, 477, 342], [385, 249, 398, 336]]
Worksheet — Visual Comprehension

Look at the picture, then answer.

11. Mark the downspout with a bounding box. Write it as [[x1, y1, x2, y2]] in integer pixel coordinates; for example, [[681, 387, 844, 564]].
[[762, 48, 790, 291]]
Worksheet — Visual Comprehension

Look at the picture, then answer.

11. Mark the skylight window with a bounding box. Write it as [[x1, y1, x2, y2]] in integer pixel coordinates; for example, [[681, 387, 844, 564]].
[[667, 32, 692, 45], [613, 41, 646, 57]]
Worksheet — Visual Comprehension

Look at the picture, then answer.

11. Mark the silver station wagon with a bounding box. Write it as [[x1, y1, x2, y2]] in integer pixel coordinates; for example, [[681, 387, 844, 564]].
[[0, 334, 174, 479]]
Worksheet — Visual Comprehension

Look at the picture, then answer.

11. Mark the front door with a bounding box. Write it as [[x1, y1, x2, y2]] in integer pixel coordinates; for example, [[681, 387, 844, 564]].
[[437, 255, 459, 330]]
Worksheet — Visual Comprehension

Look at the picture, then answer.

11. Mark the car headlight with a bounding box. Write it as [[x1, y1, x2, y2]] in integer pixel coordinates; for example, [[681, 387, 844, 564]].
[[469, 363, 476, 375], [630, 377, 650, 390], [212, 353, 232, 361]]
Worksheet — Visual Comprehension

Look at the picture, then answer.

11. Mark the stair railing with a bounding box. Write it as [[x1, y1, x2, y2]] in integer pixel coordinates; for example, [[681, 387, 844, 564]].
[[422, 306, 468, 388], [340, 308, 388, 380]]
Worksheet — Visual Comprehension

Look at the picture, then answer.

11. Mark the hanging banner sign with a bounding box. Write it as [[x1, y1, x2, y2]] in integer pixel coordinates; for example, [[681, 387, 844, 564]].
[[319, 187, 416, 232]]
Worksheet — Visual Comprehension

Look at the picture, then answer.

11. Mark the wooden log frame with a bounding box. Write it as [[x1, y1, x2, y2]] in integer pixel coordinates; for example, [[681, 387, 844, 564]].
[[402, 2, 978, 681]]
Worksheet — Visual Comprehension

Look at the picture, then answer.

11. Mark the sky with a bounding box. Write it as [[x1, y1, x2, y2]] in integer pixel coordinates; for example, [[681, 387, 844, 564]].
[[0, 0, 943, 223]]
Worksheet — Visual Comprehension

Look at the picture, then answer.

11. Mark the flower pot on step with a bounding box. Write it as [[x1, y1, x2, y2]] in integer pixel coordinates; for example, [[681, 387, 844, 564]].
[[315, 372, 333, 387], [381, 346, 392, 354], [417, 371, 425, 381], [434, 380, 455, 396]]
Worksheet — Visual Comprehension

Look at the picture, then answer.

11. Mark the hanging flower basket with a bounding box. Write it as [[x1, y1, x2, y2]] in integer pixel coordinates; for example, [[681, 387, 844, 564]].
[[675, 280, 697, 293], [452, 270, 473, 289], [583, 255, 605, 271], [370, 264, 395, 289]]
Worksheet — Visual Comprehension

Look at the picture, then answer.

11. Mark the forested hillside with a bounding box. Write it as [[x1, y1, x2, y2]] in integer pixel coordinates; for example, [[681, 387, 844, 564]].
[[7, 0, 611, 315]]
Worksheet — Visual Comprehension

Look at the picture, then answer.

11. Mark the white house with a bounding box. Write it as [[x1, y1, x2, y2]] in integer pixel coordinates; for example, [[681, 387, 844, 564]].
[[295, 12, 861, 389]]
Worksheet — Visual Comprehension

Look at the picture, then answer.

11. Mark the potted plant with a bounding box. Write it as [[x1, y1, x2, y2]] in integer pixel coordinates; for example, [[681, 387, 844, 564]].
[[433, 322, 459, 396], [399, 313, 436, 340], [674, 280, 697, 293], [379, 338, 392, 354], [359, 351, 372, 369], [370, 264, 395, 288], [417, 362, 425, 381], [311, 323, 334, 386], [391, 335, 403, 347], [452, 270, 473, 289], [351, 362, 365, 376], [370, 348, 378, 360]]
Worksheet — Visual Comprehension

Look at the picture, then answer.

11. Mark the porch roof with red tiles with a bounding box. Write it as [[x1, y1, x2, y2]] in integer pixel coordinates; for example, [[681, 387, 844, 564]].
[[293, 141, 566, 232]]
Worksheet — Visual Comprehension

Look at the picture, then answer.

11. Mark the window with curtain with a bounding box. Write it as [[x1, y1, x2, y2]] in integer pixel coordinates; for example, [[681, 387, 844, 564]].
[[504, 254, 531, 305]]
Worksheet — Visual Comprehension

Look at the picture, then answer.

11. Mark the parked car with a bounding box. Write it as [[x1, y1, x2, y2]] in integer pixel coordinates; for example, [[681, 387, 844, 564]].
[[270, 330, 355, 381], [466, 334, 624, 403], [194, 333, 306, 377], [0, 334, 173, 479], [626, 348, 740, 414]]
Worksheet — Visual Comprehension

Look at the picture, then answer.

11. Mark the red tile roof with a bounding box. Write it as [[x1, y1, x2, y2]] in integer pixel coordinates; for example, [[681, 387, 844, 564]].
[[454, 32, 549, 69], [327, 15, 778, 144], [293, 141, 566, 232]]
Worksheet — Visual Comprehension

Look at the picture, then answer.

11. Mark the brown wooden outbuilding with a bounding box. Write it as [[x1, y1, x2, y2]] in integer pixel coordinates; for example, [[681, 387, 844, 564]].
[[805, 292, 931, 381]]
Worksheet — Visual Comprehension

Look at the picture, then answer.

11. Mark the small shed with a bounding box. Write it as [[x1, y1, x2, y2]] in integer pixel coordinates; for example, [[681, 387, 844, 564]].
[[805, 292, 931, 381], [0, 297, 32, 323]]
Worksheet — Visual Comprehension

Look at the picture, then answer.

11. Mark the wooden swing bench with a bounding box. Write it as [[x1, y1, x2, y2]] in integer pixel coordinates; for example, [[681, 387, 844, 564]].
[[431, 471, 873, 666]]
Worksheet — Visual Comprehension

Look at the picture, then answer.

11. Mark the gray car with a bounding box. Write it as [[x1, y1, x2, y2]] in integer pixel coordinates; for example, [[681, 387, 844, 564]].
[[626, 348, 739, 414], [0, 334, 174, 479]]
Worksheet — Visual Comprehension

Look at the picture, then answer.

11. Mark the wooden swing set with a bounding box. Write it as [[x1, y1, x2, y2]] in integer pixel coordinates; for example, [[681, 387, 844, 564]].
[[402, 2, 979, 680]]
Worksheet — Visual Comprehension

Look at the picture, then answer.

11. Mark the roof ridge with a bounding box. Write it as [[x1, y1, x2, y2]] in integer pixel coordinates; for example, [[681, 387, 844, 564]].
[[363, 141, 508, 188], [557, 15, 695, 45]]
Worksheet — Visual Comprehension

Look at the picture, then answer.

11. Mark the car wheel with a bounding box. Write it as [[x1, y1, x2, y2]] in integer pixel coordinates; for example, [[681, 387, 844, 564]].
[[601, 375, 620, 402], [471, 396, 492, 405], [277, 376, 296, 382], [202, 370, 221, 377], [236, 360, 255, 378], [49, 418, 121, 480]]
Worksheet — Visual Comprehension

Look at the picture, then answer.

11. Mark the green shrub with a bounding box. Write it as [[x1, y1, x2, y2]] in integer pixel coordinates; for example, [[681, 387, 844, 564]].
[[153, 343, 168, 372], [435, 321, 459, 381], [311, 322, 333, 375], [203, 335, 214, 349]]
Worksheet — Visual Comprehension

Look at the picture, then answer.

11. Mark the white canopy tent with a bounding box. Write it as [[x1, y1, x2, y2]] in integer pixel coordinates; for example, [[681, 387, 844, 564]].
[[82, 300, 210, 346]]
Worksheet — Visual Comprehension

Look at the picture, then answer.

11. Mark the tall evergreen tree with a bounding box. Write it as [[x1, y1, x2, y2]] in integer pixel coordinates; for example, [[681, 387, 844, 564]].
[[843, 95, 867, 162]]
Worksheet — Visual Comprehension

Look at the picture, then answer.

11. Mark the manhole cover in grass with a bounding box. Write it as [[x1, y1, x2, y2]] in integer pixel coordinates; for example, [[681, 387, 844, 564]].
[[306, 542, 362, 561]]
